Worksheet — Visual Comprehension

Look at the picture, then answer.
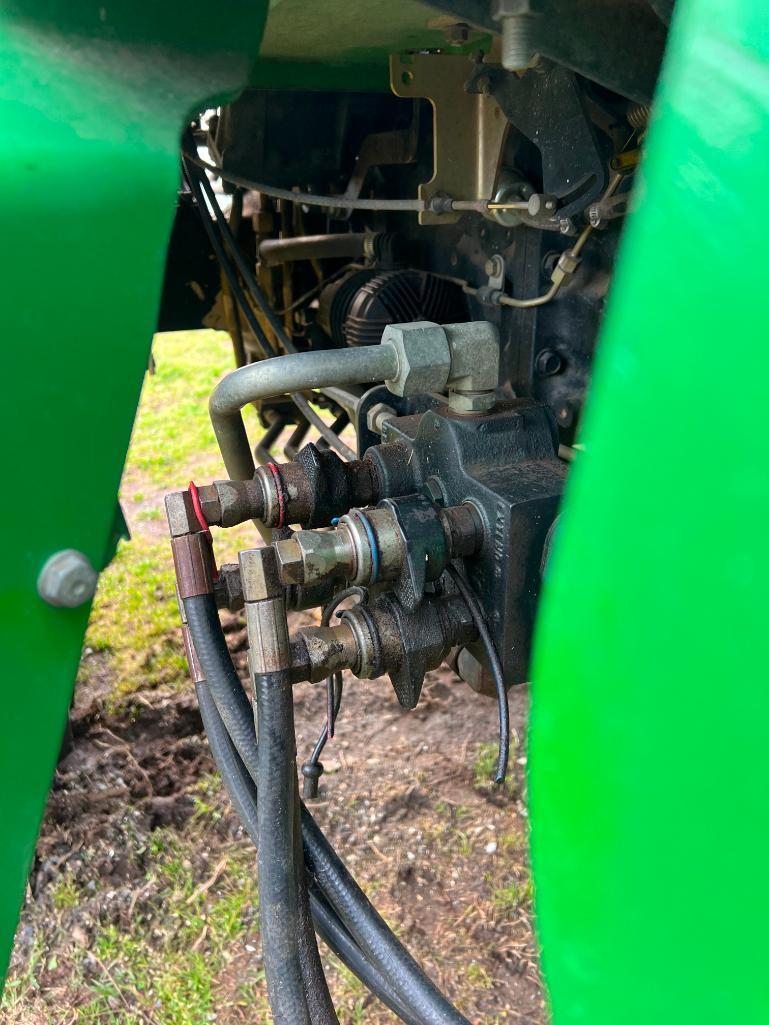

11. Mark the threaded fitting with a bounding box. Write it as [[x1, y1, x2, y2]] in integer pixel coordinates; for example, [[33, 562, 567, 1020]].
[[501, 15, 536, 71]]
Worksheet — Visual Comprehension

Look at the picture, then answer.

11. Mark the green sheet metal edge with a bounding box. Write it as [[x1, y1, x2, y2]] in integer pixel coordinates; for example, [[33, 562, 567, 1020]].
[[530, 0, 769, 1021], [0, 0, 268, 984]]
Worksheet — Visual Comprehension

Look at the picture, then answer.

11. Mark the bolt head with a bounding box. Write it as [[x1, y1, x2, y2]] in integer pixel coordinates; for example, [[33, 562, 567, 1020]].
[[38, 549, 98, 608], [445, 22, 470, 44]]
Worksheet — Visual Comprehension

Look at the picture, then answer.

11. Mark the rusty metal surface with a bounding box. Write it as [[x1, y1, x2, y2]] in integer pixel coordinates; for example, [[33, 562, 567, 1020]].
[[171, 534, 215, 599]]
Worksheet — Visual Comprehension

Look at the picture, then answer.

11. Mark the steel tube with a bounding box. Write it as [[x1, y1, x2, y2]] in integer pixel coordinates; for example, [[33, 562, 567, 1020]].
[[259, 233, 372, 266], [210, 345, 399, 480]]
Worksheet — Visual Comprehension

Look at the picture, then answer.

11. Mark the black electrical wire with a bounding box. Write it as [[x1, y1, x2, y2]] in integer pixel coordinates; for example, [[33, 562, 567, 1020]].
[[303, 587, 367, 785], [183, 154, 357, 463], [183, 165, 277, 360], [184, 593, 473, 1025], [446, 564, 510, 784]]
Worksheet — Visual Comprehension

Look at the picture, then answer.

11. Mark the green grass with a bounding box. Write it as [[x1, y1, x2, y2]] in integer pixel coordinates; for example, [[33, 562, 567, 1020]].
[[491, 875, 534, 914], [75, 832, 262, 1025], [473, 738, 518, 794], [122, 331, 250, 492], [78, 331, 256, 705], [51, 871, 80, 911]]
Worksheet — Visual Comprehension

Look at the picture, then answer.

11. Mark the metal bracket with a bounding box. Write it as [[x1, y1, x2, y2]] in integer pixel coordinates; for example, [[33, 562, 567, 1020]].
[[466, 61, 608, 220], [390, 52, 509, 225]]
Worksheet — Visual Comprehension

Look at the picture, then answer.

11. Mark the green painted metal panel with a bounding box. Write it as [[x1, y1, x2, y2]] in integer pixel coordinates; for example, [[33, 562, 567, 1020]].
[[530, 0, 769, 1022], [250, 1, 491, 92], [0, 0, 268, 984]]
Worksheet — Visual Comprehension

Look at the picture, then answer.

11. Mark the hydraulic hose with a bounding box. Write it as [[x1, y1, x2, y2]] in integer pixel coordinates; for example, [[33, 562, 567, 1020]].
[[301, 813, 471, 1025], [294, 793, 340, 1025], [185, 594, 259, 779], [309, 890, 420, 1025], [195, 680, 259, 845], [196, 678, 337, 1025], [185, 593, 470, 1025], [254, 667, 312, 1025], [195, 677, 409, 1022], [182, 165, 277, 361], [209, 344, 399, 481]]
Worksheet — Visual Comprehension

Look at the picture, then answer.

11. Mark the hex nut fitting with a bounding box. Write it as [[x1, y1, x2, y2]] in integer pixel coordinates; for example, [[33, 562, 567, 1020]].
[[550, 249, 581, 287], [366, 402, 397, 435], [448, 390, 497, 414], [38, 549, 98, 608], [239, 546, 283, 601], [382, 322, 452, 397]]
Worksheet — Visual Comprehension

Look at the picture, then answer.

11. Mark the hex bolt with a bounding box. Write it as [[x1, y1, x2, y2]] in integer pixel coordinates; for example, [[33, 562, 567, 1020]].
[[445, 22, 470, 45], [38, 549, 98, 608]]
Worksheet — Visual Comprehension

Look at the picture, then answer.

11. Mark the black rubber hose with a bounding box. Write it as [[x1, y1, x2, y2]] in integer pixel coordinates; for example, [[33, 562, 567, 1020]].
[[255, 668, 312, 1025], [198, 678, 337, 1025], [195, 677, 409, 1023], [309, 890, 420, 1025], [294, 790, 340, 1025], [186, 594, 469, 1025], [301, 813, 471, 1025], [184, 594, 259, 781], [191, 158, 295, 353], [194, 679, 259, 845]]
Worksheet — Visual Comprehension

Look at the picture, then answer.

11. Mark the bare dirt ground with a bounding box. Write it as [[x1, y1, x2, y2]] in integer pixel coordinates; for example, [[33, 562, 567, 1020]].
[[2, 332, 545, 1025]]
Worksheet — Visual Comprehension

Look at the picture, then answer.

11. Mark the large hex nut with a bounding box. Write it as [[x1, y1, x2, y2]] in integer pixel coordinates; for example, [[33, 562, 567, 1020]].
[[444, 321, 500, 393], [382, 322, 451, 398], [38, 549, 98, 608]]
